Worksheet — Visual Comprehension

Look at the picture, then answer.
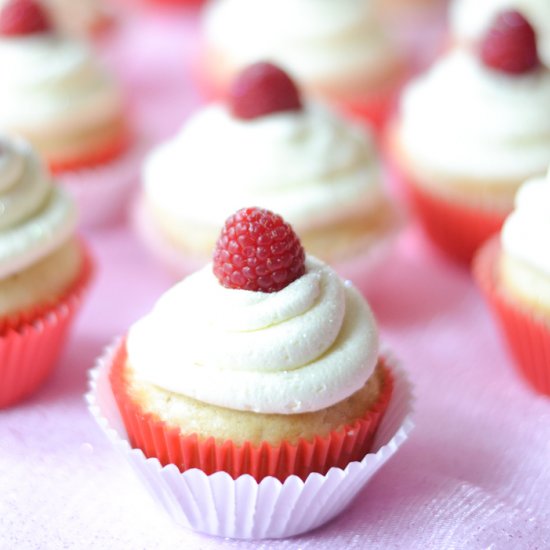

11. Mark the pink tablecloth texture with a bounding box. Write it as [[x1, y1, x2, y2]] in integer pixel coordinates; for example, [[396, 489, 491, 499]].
[[1, 9, 550, 550]]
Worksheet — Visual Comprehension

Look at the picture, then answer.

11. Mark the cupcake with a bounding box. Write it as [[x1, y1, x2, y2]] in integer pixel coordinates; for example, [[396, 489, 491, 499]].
[[0, 0, 137, 225], [450, 0, 550, 70], [474, 169, 550, 395], [138, 62, 399, 275], [389, 9, 550, 263], [0, 135, 92, 408], [88, 207, 413, 538], [200, 0, 407, 130]]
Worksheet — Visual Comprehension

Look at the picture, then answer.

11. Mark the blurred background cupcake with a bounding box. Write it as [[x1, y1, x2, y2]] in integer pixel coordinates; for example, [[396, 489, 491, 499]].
[[474, 167, 550, 395], [199, 0, 408, 130], [136, 62, 401, 276], [0, 0, 138, 226], [0, 135, 92, 408], [389, 8, 550, 263]]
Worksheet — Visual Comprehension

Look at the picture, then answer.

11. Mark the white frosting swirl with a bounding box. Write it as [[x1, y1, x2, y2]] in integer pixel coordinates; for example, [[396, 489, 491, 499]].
[[203, 0, 397, 89], [143, 102, 383, 231], [127, 256, 379, 414], [399, 49, 550, 180], [0, 34, 122, 135], [501, 169, 550, 275], [450, 0, 550, 69], [0, 136, 77, 279]]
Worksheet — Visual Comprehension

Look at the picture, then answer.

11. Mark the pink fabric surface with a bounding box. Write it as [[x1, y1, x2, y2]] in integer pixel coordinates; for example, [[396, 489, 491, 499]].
[[1, 8, 550, 549]]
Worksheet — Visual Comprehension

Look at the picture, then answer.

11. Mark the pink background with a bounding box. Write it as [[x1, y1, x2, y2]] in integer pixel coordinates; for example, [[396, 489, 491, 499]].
[[1, 7, 550, 549]]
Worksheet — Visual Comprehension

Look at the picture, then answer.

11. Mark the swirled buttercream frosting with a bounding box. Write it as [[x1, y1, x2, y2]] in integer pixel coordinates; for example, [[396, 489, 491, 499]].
[[0, 34, 122, 134], [204, 0, 397, 89], [399, 49, 550, 180], [0, 136, 77, 279], [126, 256, 379, 414], [143, 102, 383, 231], [501, 169, 550, 275]]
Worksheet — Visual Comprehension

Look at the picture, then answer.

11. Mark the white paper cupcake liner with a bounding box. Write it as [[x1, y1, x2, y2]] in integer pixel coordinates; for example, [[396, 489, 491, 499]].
[[86, 339, 414, 539], [57, 141, 146, 229]]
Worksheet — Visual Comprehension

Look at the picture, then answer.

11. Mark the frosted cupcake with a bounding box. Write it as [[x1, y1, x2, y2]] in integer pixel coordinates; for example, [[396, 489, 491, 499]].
[[389, 9, 550, 263], [88, 207, 412, 538], [138, 62, 398, 274], [474, 169, 550, 395], [451, 0, 550, 70], [200, 0, 406, 130], [0, 0, 136, 225], [0, 135, 92, 408]]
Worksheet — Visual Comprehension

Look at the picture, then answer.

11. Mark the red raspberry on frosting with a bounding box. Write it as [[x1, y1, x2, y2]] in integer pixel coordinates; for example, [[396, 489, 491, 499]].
[[480, 10, 540, 74], [213, 207, 306, 293], [229, 62, 303, 120], [0, 0, 51, 36]]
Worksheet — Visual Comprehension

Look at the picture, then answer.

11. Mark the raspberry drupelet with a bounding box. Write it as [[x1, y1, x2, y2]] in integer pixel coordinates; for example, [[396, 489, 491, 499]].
[[213, 207, 306, 293]]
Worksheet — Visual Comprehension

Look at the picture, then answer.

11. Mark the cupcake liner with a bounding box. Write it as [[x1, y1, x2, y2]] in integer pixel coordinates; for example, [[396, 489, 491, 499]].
[[86, 339, 414, 539], [109, 339, 394, 482], [56, 140, 145, 228], [400, 170, 507, 265], [473, 237, 550, 395], [0, 242, 93, 408]]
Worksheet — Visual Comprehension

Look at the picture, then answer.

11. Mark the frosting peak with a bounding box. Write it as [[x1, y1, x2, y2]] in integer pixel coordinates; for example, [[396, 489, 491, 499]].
[[127, 256, 379, 414]]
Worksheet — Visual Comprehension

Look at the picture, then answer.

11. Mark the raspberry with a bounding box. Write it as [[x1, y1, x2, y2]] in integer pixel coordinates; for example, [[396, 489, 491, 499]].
[[480, 10, 539, 74], [229, 62, 303, 120], [213, 207, 306, 293], [0, 0, 51, 36]]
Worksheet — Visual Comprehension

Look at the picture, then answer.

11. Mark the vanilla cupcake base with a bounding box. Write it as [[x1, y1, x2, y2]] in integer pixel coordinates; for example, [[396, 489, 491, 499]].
[[87, 339, 414, 539], [500, 253, 550, 321], [119, 358, 386, 446], [0, 238, 83, 319]]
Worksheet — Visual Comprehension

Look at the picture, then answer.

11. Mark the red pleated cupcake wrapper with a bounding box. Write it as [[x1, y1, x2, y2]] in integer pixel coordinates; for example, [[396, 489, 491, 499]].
[[109, 339, 394, 482], [49, 130, 131, 175], [473, 237, 550, 396], [0, 242, 93, 408], [399, 169, 508, 265]]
